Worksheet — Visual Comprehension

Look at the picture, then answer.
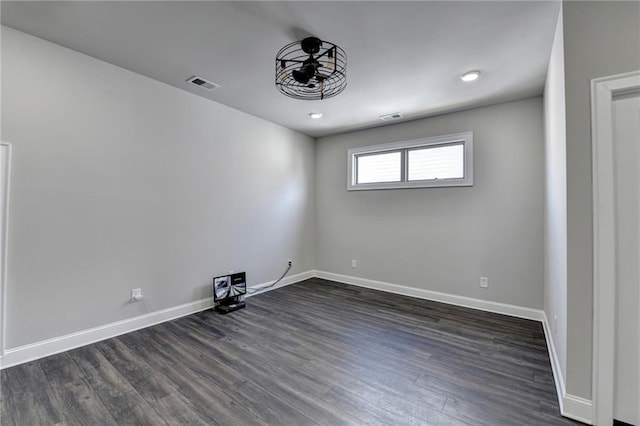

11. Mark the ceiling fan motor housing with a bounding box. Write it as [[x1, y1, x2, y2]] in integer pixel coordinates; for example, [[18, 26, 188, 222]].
[[300, 37, 322, 54]]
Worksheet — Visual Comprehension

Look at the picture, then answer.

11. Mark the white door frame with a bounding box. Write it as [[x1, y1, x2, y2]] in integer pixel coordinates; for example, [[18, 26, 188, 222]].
[[0, 142, 12, 360], [591, 70, 640, 426]]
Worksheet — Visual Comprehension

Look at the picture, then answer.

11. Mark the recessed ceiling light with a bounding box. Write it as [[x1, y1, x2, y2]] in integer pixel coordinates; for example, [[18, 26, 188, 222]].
[[309, 112, 323, 119], [461, 70, 481, 82]]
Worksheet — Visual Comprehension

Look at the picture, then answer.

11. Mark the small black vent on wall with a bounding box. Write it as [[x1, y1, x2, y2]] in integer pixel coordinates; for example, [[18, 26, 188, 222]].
[[380, 112, 403, 121], [187, 76, 220, 91]]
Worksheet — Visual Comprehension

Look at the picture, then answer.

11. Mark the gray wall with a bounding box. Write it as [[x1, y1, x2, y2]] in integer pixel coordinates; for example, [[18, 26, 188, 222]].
[[543, 8, 568, 384], [562, 1, 640, 399], [315, 98, 545, 309], [1, 27, 315, 348]]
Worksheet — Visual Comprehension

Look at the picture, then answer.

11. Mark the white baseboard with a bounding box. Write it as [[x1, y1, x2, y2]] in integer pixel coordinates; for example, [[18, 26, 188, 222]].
[[541, 312, 593, 424], [563, 395, 593, 425], [314, 270, 544, 321], [541, 311, 567, 414], [0, 297, 213, 369], [0, 270, 313, 370]]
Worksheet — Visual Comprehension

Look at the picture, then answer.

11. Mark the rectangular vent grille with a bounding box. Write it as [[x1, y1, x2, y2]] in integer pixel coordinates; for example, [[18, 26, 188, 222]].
[[187, 76, 220, 91], [380, 112, 403, 121]]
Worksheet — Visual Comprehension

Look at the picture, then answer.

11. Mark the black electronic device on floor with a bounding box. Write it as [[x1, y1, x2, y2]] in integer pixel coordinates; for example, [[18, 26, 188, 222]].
[[215, 299, 246, 314], [213, 272, 246, 314]]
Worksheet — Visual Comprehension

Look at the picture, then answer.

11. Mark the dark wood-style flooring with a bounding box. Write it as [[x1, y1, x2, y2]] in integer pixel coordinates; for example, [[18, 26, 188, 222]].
[[1, 278, 582, 425]]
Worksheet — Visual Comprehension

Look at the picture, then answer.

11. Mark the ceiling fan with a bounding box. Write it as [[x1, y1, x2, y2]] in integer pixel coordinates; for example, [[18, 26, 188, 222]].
[[275, 36, 347, 101]]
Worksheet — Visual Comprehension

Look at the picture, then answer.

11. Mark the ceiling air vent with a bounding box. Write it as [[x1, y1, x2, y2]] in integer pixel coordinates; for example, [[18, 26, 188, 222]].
[[187, 76, 220, 91], [379, 112, 403, 121]]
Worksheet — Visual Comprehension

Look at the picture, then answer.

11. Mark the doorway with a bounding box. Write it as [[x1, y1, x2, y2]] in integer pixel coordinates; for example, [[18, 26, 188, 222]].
[[612, 91, 639, 426], [592, 71, 640, 426]]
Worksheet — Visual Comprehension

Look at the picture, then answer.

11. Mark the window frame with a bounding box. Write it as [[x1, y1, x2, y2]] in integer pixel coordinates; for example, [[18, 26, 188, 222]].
[[347, 131, 474, 191]]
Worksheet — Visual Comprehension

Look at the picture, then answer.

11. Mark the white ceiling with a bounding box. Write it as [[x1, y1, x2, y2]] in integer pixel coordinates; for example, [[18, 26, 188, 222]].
[[1, 1, 561, 138]]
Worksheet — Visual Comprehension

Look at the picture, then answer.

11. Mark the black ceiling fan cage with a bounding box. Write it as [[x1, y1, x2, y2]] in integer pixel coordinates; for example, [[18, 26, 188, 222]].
[[275, 37, 347, 100]]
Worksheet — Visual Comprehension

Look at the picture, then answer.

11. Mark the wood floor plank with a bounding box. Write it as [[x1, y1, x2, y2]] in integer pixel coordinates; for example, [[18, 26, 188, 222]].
[[0, 361, 65, 426], [145, 323, 247, 389], [0, 383, 64, 426], [57, 378, 119, 426], [69, 345, 136, 395], [415, 367, 542, 413], [39, 352, 85, 386], [238, 375, 352, 426], [150, 392, 219, 426], [1, 361, 52, 400], [321, 385, 408, 425], [68, 346, 167, 426], [258, 360, 335, 399], [426, 352, 558, 403], [1, 278, 584, 425], [94, 339, 174, 403], [322, 384, 464, 426], [442, 395, 533, 426], [219, 380, 315, 426], [329, 373, 448, 414]]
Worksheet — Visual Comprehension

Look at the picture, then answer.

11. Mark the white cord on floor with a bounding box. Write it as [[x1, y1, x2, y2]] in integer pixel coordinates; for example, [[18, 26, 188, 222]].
[[247, 262, 292, 294]]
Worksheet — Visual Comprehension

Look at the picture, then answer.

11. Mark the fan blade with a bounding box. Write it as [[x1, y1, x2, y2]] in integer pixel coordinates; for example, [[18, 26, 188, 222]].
[[292, 69, 310, 84]]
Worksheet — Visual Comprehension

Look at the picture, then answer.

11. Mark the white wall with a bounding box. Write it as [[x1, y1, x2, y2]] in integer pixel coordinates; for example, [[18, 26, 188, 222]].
[[315, 98, 545, 309], [562, 0, 640, 399], [1, 26, 315, 349], [543, 7, 567, 387]]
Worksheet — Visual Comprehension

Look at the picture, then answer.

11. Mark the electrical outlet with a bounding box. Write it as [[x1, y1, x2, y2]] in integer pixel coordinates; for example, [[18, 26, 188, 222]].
[[479, 277, 489, 288], [351, 259, 357, 268], [288, 259, 293, 267], [131, 288, 143, 302]]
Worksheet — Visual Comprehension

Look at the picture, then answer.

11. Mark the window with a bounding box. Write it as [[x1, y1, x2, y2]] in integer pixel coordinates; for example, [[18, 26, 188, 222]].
[[347, 132, 473, 190], [356, 151, 401, 183]]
